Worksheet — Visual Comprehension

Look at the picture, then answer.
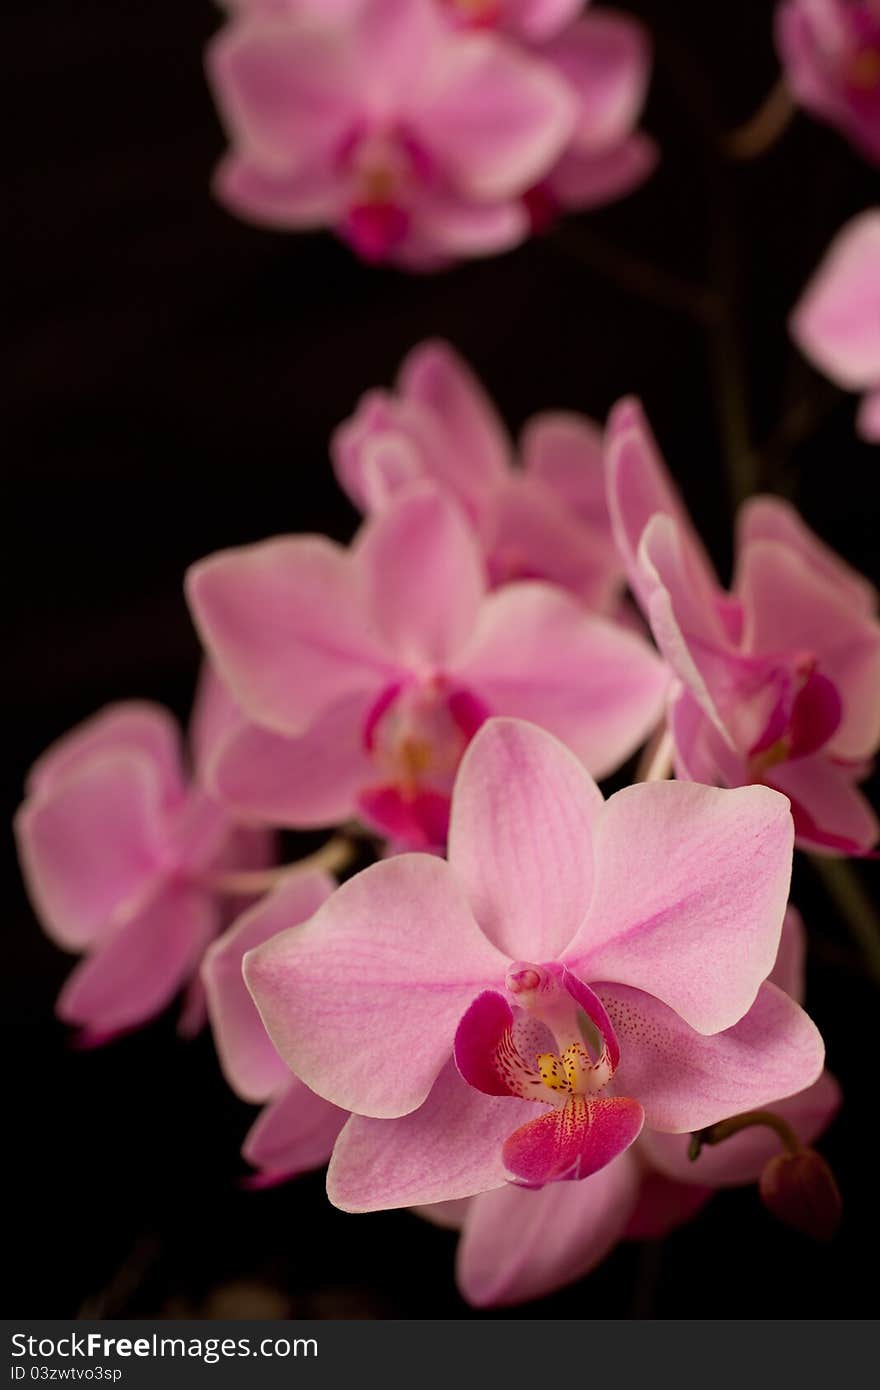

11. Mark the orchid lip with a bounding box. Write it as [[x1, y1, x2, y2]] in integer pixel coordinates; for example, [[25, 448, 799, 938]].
[[467, 961, 617, 1100]]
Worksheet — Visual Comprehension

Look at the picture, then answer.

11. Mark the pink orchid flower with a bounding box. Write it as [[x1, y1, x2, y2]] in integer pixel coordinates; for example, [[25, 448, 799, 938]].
[[437, 3, 657, 222], [202, 872, 348, 1186], [243, 718, 823, 1217], [606, 399, 880, 854], [790, 209, 880, 441], [187, 489, 667, 851], [333, 339, 624, 611], [439, 1, 584, 42], [419, 905, 840, 1307], [14, 668, 273, 1046], [776, 0, 880, 164], [223, 1, 584, 36], [525, 9, 657, 227], [207, 0, 577, 267]]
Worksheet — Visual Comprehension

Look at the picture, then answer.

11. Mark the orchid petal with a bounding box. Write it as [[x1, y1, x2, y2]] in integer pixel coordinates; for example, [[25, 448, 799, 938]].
[[398, 340, 511, 487], [504, 0, 584, 43], [545, 133, 658, 211], [639, 513, 742, 744], [485, 476, 621, 611], [326, 1059, 537, 1210], [767, 757, 879, 855], [790, 210, 880, 390], [771, 905, 807, 1004], [203, 872, 335, 1103], [206, 23, 358, 172], [604, 397, 718, 613], [567, 780, 793, 1034], [736, 539, 880, 761], [57, 883, 217, 1037], [243, 1078, 348, 1182], [208, 694, 374, 829], [355, 490, 486, 668], [520, 410, 607, 530], [543, 13, 651, 153], [455, 990, 550, 1100], [186, 536, 393, 736], [213, 153, 346, 230], [599, 982, 825, 1133], [25, 702, 184, 808], [502, 1094, 644, 1186], [736, 495, 877, 617], [624, 1171, 712, 1240], [456, 1153, 640, 1307], [244, 854, 506, 1119], [414, 1199, 471, 1231], [16, 754, 170, 951], [447, 719, 603, 960], [415, 36, 576, 201], [455, 585, 668, 778]]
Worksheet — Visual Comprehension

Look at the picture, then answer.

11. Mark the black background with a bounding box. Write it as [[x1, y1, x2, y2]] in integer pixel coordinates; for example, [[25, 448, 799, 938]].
[[5, 1, 879, 1317]]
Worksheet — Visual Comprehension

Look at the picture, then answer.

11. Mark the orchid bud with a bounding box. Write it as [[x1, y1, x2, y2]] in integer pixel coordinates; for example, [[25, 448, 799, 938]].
[[759, 1150, 842, 1242]]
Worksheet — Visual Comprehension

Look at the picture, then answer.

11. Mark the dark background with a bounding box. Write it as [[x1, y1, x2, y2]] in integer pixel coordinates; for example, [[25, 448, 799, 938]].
[[6, 1, 879, 1317]]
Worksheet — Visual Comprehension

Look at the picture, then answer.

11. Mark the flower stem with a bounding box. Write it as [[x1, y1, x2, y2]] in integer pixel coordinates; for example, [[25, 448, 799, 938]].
[[809, 855, 880, 987], [690, 1108, 803, 1161], [636, 725, 674, 782], [549, 224, 719, 324], [212, 835, 357, 896], [726, 79, 797, 161]]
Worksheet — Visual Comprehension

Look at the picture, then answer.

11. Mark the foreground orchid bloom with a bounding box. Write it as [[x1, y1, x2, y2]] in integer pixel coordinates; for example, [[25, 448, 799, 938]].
[[14, 670, 273, 1044], [333, 340, 623, 610], [207, 0, 577, 267], [202, 873, 348, 1185], [790, 209, 880, 440], [606, 399, 880, 854], [244, 719, 823, 1217], [428, 905, 839, 1306], [187, 490, 666, 851], [776, 0, 880, 164]]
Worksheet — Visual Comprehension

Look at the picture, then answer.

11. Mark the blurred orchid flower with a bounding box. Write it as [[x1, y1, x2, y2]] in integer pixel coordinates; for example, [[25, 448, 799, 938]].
[[202, 873, 348, 1185], [187, 489, 667, 851], [606, 398, 880, 854], [790, 208, 880, 441], [207, 0, 576, 267], [14, 668, 274, 1045], [333, 339, 623, 610], [777, 0, 880, 163], [207, 0, 654, 264]]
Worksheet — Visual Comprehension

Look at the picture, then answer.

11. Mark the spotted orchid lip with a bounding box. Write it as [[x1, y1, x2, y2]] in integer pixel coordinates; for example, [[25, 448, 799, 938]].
[[454, 965, 621, 1112], [452, 964, 644, 1188]]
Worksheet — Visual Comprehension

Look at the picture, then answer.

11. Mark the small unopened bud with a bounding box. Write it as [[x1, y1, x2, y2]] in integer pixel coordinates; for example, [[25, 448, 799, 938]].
[[759, 1150, 842, 1242]]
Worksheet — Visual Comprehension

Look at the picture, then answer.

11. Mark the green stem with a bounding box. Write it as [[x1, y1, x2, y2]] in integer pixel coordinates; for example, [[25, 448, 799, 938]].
[[726, 78, 797, 161], [212, 834, 358, 895], [550, 224, 719, 324], [690, 1109, 803, 1161]]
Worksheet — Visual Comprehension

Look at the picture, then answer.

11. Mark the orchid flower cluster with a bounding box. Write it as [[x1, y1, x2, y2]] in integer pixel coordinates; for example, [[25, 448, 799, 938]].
[[16, 338, 878, 1308]]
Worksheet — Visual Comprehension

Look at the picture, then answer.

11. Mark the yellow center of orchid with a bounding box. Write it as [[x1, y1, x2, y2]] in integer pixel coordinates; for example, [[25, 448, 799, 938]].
[[537, 1042, 613, 1098], [370, 683, 468, 796]]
